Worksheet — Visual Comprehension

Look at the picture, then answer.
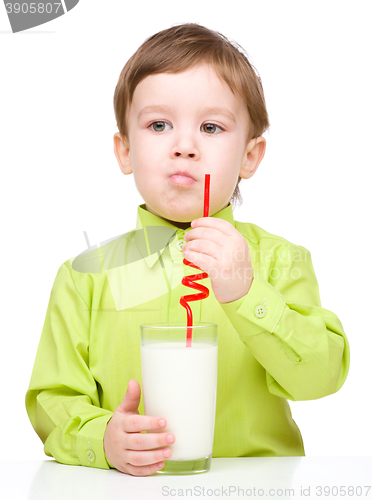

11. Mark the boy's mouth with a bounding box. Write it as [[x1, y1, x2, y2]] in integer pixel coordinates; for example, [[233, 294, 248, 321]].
[[169, 171, 196, 186]]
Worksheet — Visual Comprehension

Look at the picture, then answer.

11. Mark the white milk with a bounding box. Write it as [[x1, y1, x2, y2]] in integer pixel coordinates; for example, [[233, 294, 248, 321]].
[[141, 341, 218, 461]]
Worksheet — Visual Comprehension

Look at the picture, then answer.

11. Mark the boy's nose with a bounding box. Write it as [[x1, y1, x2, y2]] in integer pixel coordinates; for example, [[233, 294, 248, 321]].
[[174, 151, 196, 158], [171, 135, 200, 160], [172, 148, 199, 160]]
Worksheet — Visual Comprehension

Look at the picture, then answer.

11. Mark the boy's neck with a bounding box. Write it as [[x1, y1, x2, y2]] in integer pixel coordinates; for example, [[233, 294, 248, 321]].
[[143, 204, 191, 230], [160, 217, 191, 230], [143, 202, 232, 230]]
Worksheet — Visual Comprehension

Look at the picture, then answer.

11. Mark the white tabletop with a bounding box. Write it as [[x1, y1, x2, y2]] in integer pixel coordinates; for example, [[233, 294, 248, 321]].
[[1, 457, 371, 500]]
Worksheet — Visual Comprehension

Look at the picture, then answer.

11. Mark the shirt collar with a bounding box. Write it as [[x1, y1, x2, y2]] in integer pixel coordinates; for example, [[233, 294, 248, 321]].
[[134, 203, 236, 268]]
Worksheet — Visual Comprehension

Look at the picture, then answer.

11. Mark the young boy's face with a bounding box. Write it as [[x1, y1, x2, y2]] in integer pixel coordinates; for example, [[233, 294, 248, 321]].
[[114, 63, 265, 225]]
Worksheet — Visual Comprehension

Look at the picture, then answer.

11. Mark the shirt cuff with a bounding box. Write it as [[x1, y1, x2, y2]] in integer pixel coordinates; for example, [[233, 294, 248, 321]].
[[76, 414, 114, 469], [219, 274, 285, 336]]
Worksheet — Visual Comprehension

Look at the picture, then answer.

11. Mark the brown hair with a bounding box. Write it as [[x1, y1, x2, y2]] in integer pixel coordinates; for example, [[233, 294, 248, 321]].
[[114, 23, 270, 208]]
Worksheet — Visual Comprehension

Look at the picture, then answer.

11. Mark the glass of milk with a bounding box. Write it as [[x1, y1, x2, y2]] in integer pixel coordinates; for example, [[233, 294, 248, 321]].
[[140, 322, 218, 475]]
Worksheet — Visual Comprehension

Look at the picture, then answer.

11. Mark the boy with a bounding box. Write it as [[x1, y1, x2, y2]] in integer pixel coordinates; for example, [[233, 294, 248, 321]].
[[26, 23, 350, 477]]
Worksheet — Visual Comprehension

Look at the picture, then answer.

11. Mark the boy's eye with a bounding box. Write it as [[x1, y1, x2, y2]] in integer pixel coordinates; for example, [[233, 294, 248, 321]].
[[150, 121, 171, 132], [202, 123, 223, 134]]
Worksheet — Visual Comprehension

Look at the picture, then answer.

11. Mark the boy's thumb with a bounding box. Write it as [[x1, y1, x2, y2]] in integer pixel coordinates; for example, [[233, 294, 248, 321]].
[[117, 379, 141, 414]]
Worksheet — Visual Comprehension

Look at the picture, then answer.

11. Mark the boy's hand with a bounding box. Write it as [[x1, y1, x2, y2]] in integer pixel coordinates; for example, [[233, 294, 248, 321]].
[[182, 217, 253, 304], [103, 379, 175, 476]]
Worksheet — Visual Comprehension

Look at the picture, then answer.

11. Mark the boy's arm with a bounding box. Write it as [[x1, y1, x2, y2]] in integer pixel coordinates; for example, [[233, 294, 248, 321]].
[[219, 243, 350, 401], [25, 263, 113, 469]]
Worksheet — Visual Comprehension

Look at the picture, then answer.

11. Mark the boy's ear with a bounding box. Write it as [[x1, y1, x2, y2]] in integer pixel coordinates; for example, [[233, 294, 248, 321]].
[[113, 132, 132, 175], [239, 136, 266, 179]]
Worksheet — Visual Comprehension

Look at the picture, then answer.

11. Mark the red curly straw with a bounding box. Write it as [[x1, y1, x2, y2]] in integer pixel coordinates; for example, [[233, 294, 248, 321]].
[[180, 174, 210, 347]]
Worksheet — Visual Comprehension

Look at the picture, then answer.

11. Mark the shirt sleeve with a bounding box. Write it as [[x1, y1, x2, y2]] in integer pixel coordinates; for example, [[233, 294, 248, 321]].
[[219, 244, 350, 401], [25, 263, 114, 469]]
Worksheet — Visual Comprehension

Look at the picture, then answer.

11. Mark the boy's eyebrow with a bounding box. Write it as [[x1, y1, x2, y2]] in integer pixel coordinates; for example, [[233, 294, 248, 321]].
[[202, 107, 236, 123], [137, 105, 236, 123], [137, 105, 173, 121]]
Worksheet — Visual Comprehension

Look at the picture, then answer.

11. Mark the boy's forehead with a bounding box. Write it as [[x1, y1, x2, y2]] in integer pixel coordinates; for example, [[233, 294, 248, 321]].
[[129, 64, 247, 120]]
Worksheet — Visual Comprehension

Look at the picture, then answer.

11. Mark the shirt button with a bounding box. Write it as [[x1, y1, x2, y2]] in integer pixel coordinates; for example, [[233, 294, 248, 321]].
[[176, 239, 185, 251], [255, 305, 267, 318], [86, 450, 96, 463]]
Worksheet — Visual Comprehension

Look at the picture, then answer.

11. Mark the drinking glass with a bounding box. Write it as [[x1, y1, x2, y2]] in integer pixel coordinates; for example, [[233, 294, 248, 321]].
[[140, 322, 218, 475]]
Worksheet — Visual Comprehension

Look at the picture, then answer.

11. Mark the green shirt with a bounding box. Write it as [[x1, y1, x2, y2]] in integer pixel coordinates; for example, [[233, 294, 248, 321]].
[[25, 203, 350, 469]]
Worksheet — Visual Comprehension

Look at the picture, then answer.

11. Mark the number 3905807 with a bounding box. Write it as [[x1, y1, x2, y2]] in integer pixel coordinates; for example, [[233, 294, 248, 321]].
[[5, 3, 62, 14]]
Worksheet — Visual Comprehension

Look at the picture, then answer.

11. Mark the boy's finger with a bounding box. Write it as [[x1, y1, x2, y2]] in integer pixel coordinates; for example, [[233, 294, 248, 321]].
[[125, 461, 165, 477], [125, 430, 175, 451], [126, 448, 171, 467], [123, 414, 167, 433], [117, 379, 141, 414]]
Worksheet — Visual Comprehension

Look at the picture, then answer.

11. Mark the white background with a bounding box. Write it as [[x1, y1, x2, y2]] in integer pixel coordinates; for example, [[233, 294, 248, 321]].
[[1, 0, 371, 461]]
